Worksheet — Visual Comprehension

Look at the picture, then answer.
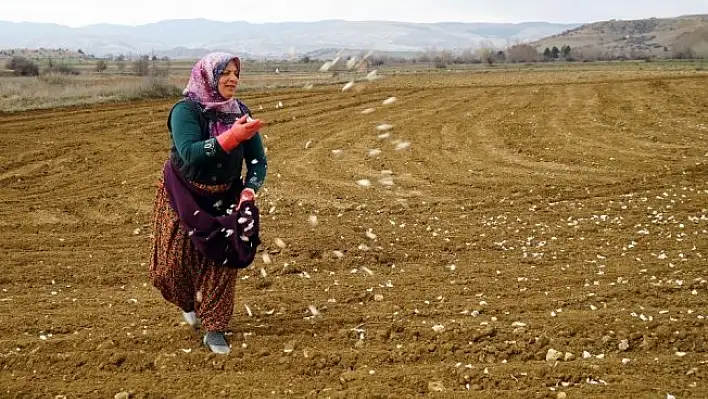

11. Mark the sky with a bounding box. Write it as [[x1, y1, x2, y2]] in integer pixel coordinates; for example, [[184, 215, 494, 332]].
[[1, 0, 706, 27]]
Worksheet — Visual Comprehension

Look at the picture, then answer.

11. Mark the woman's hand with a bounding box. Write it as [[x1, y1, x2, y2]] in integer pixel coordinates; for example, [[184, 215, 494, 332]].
[[216, 116, 263, 152], [237, 188, 255, 210]]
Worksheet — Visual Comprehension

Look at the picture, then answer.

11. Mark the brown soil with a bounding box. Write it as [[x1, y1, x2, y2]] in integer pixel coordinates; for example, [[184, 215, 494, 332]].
[[1, 69, 707, 398]]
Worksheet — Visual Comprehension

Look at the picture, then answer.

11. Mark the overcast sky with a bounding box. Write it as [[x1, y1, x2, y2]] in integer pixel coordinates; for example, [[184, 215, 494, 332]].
[[1, 0, 706, 27]]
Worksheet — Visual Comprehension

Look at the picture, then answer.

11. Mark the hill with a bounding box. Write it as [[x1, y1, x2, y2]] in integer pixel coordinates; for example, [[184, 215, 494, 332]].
[[0, 19, 579, 59], [531, 14, 708, 59]]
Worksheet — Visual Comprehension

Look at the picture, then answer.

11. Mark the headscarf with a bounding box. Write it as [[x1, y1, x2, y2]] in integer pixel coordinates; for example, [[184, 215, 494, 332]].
[[183, 52, 243, 137]]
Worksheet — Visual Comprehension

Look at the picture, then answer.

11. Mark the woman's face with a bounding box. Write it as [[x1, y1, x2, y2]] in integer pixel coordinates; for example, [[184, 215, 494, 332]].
[[217, 60, 239, 99]]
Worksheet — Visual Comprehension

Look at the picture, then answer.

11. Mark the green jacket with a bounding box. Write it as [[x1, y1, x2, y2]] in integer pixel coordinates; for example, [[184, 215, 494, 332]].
[[167, 98, 267, 192]]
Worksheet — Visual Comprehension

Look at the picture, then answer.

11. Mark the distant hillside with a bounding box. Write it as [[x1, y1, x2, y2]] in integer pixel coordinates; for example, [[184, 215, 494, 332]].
[[0, 19, 579, 59], [531, 14, 708, 59]]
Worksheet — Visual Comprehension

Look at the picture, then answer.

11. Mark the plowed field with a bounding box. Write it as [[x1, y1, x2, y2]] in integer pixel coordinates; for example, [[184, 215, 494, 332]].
[[1, 69, 707, 398]]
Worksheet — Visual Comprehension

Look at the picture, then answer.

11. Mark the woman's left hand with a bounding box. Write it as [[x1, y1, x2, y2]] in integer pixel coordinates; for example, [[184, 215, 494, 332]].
[[237, 188, 255, 210]]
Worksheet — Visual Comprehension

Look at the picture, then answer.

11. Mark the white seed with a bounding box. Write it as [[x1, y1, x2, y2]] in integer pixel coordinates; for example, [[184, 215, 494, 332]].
[[366, 69, 378, 81], [262, 253, 272, 264], [378, 176, 394, 187], [361, 107, 376, 114], [365, 230, 377, 240], [308, 305, 319, 316], [319, 61, 333, 72], [368, 149, 382, 157], [376, 124, 393, 132], [546, 348, 563, 362], [342, 81, 355, 92], [382, 97, 397, 105], [274, 238, 287, 249], [356, 179, 372, 188], [619, 339, 630, 351], [308, 214, 318, 226], [395, 141, 410, 151], [331, 149, 344, 157], [333, 250, 344, 259], [196, 290, 203, 302], [346, 57, 357, 70], [245, 304, 252, 317], [432, 324, 445, 333], [377, 133, 391, 140]]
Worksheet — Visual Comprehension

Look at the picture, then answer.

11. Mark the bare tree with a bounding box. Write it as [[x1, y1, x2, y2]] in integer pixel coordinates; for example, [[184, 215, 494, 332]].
[[506, 44, 540, 63]]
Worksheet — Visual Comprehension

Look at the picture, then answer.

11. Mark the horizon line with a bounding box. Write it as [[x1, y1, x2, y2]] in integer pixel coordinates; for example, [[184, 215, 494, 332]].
[[0, 16, 671, 28], [1, 12, 704, 29]]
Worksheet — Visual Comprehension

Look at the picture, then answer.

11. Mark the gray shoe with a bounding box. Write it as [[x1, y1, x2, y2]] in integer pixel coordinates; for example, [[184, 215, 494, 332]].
[[182, 311, 201, 329], [203, 331, 230, 355]]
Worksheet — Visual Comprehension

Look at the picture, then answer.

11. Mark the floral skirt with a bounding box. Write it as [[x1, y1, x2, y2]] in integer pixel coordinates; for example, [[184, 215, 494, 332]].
[[148, 178, 239, 331]]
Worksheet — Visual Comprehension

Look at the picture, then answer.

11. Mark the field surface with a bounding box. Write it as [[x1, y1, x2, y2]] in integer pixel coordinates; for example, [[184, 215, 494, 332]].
[[1, 68, 707, 398]]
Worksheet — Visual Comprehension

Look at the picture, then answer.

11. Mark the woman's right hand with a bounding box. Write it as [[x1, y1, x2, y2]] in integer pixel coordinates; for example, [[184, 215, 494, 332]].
[[217, 115, 263, 152]]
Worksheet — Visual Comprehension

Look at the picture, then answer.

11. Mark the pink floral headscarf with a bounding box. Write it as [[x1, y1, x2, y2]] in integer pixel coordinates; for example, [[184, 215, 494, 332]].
[[183, 52, 242, 114]]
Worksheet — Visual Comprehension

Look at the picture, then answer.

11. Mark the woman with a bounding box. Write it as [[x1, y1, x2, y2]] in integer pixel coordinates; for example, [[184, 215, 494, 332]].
[[149, 52, 267, 355]]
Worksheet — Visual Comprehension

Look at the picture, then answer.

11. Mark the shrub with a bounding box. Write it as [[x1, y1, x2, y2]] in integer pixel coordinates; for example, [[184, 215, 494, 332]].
[[49, 63, 80, 75], [6, 56, 39, 76], [129, 77, 182, 99], [96, 60, 108, 72], [133, 58, 150, 76]]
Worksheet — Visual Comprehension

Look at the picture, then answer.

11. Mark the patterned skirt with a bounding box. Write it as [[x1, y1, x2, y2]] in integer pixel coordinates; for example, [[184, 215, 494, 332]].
[[148, 177, 239, 332]]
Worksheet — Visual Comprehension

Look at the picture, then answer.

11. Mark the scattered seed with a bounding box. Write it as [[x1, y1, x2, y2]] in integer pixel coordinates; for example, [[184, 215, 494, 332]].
[[308, 214, 318, 226], [356, 179, 372, 188], [395, 141, 410, 151], [262, 253, 272, 264]]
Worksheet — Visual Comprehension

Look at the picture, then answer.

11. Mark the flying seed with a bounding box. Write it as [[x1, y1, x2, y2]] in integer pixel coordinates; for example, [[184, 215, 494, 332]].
[[395, 141, 410, 151], [262, 253, 272, 264], [356, 179, 372, 187]]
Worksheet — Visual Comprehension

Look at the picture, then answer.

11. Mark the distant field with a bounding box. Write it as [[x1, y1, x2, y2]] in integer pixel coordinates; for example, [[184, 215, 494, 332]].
[[1, 66, 707, 397], [0, 57, 706, 112]]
